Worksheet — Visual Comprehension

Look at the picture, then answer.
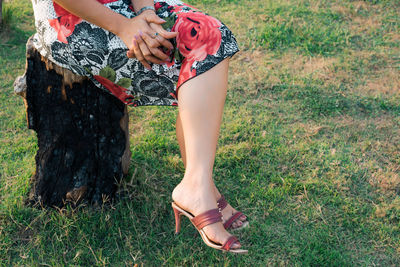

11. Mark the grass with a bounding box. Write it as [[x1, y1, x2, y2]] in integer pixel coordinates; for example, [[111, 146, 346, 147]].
[[1, 2, 14, 28], [1, 0, 400, 265]]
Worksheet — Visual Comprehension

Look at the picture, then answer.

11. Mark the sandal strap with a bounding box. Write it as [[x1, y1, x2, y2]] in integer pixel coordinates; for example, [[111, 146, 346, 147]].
[[191, 208, 222, 230], [223, 211, 244, 229], [217, 194, 228, 210], [222, 236, 239, 251]]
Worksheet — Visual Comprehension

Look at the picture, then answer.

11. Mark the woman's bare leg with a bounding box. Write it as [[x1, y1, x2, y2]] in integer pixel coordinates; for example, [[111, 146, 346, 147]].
[[176, 111, 246, 228], [172, 57, 241, 247], [175, 112, 186, 166]]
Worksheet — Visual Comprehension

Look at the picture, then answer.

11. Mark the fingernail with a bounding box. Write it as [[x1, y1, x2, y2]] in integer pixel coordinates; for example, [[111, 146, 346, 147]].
[[160, 18, 166, 22], [139, 30, 143, 36]]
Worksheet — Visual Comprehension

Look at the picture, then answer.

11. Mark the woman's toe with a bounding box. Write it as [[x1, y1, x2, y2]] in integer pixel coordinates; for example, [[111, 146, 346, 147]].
[[231, 241, 241, 249], [231, 220, 243, 229]]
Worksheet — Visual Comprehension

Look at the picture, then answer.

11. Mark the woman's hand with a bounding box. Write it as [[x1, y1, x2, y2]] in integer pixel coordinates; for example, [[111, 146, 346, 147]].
[[119, 10, 178, 69]]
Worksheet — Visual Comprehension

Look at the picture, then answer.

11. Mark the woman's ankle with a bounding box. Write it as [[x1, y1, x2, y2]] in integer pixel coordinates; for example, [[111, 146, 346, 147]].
[[180, 168, 213, 187], [172, 178, 218, 213], [172, 179, 214, 200], [214, 185, 222, 200]]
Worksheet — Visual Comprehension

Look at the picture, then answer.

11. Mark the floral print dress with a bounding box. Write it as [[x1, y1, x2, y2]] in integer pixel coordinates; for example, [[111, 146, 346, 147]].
[[30, 0, 240, 107]]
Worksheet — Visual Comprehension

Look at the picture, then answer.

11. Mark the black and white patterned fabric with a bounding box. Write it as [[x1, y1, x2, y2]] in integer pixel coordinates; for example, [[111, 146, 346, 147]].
[[31, 0, 240, 107]]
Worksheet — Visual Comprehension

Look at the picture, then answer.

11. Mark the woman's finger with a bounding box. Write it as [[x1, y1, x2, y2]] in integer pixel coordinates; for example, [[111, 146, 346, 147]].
[[150, 23, 179, 40], [132, 35, 152, 69], [126, 49, 136, 58], [140, 30, 162, 50], [137, 34, 164, 65], [141, 32, 170, 61], [149, 23, 175, 50], [156, 35, 174, 51], [144, 13, 178, 39], [152, 33, 173, 50], [145, 54, 164, 65]]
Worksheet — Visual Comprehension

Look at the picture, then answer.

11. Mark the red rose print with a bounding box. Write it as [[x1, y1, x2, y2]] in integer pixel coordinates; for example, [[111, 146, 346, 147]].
[[155, 2, 163, 11], [176, 59, 197, 92], [96, 0, 118, 4], [170, 92, 177, 99], [94, 75, 133, 104], [172, 11, 222, 62], [52, 2, 71, 16], [48, 2, 82, 43], [171, 10, 222, 91]]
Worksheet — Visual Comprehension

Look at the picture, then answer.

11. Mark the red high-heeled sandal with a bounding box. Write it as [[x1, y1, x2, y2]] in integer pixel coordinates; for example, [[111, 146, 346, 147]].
[[171, 202, 248, 254], [217, 195, 249, 230]]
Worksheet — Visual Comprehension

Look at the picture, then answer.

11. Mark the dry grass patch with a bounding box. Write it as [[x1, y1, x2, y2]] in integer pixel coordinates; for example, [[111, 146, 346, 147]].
[[229, 49, 280, 95], [369, 167, 400, 197], [361, 68, 400, 96], [351, 1, 372, 13], [331, 114, 400, 183], [332, 114, 399, 134], [386, 32, 400, 43], [373, 197, 400, 220], [331, 1, 373, 17], [231, 50, 339, 87], [330, 4, 351, 16], [128, 108, 163, 137], [350, 15, 382, 33], [330, 0, 373, 16], [232, 49, 272, 78], [318, 49, 399, 93], [165, 154, 183, 170], [344, 49, 400, 96], [279, 54, 338, 84]]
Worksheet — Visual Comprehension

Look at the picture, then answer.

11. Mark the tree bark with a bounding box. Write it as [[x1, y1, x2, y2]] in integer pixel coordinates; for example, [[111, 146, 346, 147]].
[[14, 36, 132, 209]]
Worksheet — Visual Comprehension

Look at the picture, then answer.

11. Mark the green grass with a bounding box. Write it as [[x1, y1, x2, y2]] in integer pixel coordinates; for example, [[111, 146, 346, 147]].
[[1, 3, 14, 28], [1, 0, 400, 265]]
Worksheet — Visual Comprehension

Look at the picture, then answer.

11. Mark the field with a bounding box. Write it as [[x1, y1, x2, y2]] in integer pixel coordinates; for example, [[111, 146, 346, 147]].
[[1, 0, 399, 265]]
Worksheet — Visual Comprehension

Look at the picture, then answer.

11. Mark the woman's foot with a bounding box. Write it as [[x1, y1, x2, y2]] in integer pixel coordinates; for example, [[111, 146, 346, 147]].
[[213, 186, 247, 229], [172, 174, 241, 249]]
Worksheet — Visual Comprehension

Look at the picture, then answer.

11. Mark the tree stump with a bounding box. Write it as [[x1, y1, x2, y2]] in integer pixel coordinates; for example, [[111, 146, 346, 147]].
[[14, 36, 132, 208]]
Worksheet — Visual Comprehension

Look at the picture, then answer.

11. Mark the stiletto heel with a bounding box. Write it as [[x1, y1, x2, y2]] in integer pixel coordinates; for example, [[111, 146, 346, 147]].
[[171, 202, 248, 254], [172, 205, 182, 234]]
